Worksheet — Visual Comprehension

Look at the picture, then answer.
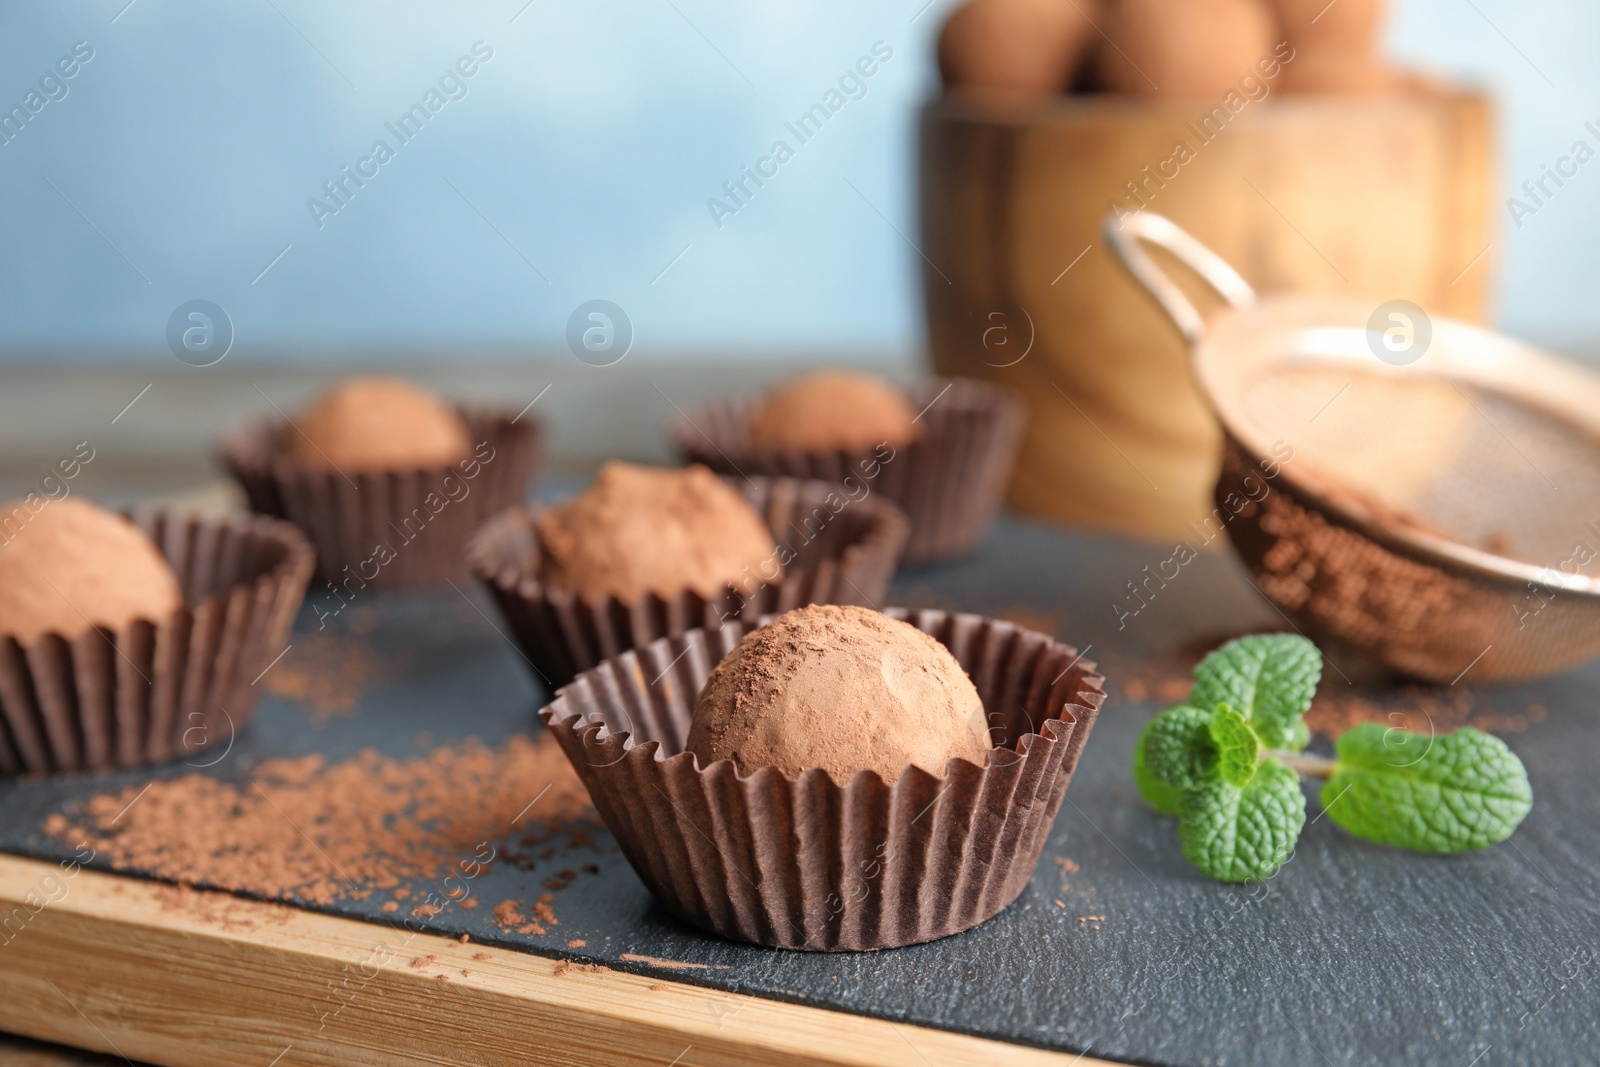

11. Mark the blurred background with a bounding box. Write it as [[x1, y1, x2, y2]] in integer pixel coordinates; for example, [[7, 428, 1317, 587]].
[[0, 0, 1596, 496], [2, 0, 1597, 360]]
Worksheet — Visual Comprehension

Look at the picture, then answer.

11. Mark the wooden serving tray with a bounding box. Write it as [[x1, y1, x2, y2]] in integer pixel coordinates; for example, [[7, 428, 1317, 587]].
[[0, 516, 1593, 1067]]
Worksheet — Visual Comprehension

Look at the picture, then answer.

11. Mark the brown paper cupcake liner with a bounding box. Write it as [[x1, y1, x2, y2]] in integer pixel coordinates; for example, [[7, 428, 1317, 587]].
[[469, 475, 911, 691], [220, 407, 541, 589], [0, 510, 314, 776], [540, 608, 1104, 951], [670, 377, 1025, 564]]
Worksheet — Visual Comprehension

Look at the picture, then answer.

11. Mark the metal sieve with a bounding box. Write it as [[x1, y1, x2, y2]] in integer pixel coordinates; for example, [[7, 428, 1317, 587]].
[[1104, 211, 1600, 684]]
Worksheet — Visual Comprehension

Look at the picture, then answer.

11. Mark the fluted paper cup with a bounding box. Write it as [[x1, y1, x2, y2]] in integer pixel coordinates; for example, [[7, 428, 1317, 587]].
[[0, 511, 313, 775], [470, 475, 910, 690], [671, 378, 1025, 564], [220, 407, 540, 589], [540, 608, 1104, 950]]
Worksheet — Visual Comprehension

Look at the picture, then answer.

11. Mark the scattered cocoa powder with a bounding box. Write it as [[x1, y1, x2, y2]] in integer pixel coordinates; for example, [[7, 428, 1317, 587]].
[[261, 631, 385, 723], [553, 960, 610, 977], [43, 734, 598, 908], [1155, 678, 1191, 702], [619, 953, 710, 971], [567, 939, 586, 949], [1306, 686, 1548, 740], [473, 952, 492, 962], [1110, 649, 1548, 742], [493, 897, 556, 936], [380, 901, 399, 913], [152, 883, 295, 934]]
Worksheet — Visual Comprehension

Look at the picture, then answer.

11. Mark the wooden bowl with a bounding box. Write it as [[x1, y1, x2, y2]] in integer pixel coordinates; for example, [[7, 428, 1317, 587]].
[[918, 81, 1495, 541]]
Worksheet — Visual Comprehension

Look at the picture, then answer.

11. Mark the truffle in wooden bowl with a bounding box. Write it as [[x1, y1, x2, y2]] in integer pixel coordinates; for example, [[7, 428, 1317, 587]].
[[469, 463, 910, 690], [671, 371, 1025, 564], [540, 604, 1104, 950], [0, 499, 313, 774], [219, 375, 541, 589]]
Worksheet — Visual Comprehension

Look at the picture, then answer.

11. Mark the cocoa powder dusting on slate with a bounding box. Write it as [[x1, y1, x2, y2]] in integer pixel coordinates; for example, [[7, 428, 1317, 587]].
[[261, 631, 383, 723], [45, 734, 596, 907], [1109, 652, 1546, 740], [1306, 687, 1547, 740]]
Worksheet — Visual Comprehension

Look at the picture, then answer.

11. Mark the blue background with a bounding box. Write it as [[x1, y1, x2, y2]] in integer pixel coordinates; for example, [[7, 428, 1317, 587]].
[[0, 0, 1596, 362]]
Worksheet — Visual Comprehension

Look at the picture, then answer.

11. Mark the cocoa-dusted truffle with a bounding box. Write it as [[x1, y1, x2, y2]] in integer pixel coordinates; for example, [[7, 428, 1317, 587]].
[[285, 376, 471, 472], [0, 498, 183, 642], [686, 605, 992, 782], [537, 462, 777, 602], [1097, 0, 1274, 97], [747, 370, 920, 453], [937, 0, 1103, 95]]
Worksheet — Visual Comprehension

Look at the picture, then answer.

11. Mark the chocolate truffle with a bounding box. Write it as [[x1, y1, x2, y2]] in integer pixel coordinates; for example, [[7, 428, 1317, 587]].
[[1270, 0, 1384, 50], [0, 498, 183, 642], [686, 605, 992, 782], [1097, 0, 1275, 97], [285, 376, 471, 473], [536, 462, 778, 603], [937, 0, 1103, 95], [747, 370, 920, 453], [1271, 0, 1390, 94]]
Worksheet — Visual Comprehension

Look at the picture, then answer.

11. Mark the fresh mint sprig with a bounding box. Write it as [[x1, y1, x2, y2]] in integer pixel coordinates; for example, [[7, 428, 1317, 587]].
[[1134, 634, 1534, 883]]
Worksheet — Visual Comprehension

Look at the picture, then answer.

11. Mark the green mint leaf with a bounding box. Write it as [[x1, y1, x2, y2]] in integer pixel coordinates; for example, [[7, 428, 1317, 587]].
[[1323, 725, 1533, 853], [1286, 718, 1312, 753], [1133, 717, 1186, 815], [1179, 757, 1306, 883], [1191, 634, 1321, 751], [1140, 705, 1218, 792], [1208, 704, 1260, 787]]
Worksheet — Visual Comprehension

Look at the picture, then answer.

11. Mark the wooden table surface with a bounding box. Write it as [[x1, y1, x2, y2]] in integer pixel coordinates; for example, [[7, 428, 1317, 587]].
[[0, 359, 1102, 1067], [1, 361, 1593, 1067]]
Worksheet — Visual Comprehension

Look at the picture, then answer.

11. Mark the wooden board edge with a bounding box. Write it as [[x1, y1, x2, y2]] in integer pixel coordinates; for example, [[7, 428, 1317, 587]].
[[0, 855, 1122, 1067]]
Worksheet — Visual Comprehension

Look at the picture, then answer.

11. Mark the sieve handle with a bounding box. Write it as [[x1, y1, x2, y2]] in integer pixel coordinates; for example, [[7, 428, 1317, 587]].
[[1101, 211, 1256, 346]]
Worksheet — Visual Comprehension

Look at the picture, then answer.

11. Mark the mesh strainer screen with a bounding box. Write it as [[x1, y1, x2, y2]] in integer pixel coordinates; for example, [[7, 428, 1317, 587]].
[[1235, 363, 1600, 569], [1102, 210, 1600, 682]]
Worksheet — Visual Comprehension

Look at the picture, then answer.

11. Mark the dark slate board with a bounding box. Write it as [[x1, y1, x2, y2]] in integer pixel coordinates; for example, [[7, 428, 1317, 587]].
[[2, 516, 1595, 1067]]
